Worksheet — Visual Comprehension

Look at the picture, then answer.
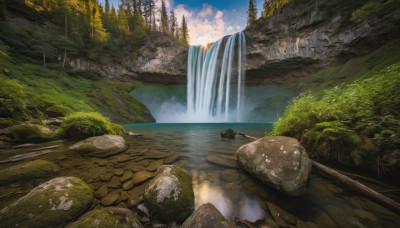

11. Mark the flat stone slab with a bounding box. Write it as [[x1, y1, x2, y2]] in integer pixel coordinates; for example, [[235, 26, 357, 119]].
[[206, 154, 239, 168]]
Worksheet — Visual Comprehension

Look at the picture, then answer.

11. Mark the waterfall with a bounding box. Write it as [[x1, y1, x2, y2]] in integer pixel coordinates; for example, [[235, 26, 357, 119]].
[[186, 32, 246, 122]]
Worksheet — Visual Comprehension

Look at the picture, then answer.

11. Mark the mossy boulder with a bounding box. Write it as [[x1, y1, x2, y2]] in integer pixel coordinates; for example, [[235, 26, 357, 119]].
[[237, 136, 312, 196], [0, 177, 93, 227], [143, 165, 194, 223], [45, 105, 66, 118], [65, 207, 143, 228], [0, 159, 59, 186], [69, 135, 128, 157], [9, 123, 56, 142], [181, 203, 234, 228], [220, 129, 236, 139], [60, 112, 124, 139]]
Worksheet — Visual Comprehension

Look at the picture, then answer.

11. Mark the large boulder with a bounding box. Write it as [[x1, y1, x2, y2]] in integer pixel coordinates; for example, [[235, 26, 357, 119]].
[[0, 177, 93, 227], [65, 207, 143, 228], [236, 136, 312, 196], [69, 135, 128, 157], [143, 165, 194, 223], [0, 159, 59, 186], [181, 203, 234, 228]]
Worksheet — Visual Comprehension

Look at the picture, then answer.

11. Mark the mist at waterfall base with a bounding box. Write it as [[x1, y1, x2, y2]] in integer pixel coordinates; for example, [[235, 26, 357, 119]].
[[130, 84, 295, 123], [131, 32, 295, 123]]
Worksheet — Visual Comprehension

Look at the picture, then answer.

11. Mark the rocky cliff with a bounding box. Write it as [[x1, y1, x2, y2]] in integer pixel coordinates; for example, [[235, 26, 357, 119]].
[[66, 32, 187, 84], [245, 3, 400, 84]]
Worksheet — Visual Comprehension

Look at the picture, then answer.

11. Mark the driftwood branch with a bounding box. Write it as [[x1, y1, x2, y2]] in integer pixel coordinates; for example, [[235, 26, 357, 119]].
[[237, 133, 400, 214], [235, 217, 256, 228], [236, 132, 259, 140]]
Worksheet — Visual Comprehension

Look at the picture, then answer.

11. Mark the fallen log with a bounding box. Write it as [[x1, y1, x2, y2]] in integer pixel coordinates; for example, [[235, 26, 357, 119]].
[[237, 132, 400, 214], [312, 160, 400, 213], [235, 217, 256, 228]]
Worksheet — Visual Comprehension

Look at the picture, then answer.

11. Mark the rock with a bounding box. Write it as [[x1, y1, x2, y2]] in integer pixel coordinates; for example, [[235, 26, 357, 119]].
[[101, 191, 121, 206], [108, 176, 121, 188], [65, 207, 143, 228], [69, 135, 128, 157], [132, 171, 154, 185], [114, 168, 124, 176], [147, 160, 163, 171], [144, 165, 194, 223], [220, 169, 240, 182], [0, 159, 59, 185], [123, 180, 134, 191], [94, 184, 108, 199], [121, 170, 134, 182], [0, 177, 93, 227], [127, 185, 146, 208], [45, 105, 66, 117], [323, 205, 379, 228], [221, 129, 236, 139], [236, 136, 312, 196], [267, 202, 298, 227], [181, 203, 234, 228], [101, 172, 114, 181], [0, 149, 56, 164], [207, 154, 239, 168], [121, 191, 129, 201], [9, 124, 55, 142]]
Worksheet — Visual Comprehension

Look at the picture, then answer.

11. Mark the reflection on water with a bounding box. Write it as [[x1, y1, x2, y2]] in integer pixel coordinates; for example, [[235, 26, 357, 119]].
[[1, 123, 399, 227]]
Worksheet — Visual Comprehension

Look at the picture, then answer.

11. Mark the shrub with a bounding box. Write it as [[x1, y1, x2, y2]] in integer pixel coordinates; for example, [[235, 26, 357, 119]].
[[273, 64, 400, 175], [60, 112, 124, 138], [45, 105, 66, 117]]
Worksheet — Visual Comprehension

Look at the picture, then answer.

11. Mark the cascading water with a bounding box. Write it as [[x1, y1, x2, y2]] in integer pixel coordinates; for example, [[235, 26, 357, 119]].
[[186, 32, 246, 122]]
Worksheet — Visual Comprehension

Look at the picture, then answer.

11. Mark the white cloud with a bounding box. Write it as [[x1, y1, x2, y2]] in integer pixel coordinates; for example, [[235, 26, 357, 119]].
[[173, 4, 243, 45]]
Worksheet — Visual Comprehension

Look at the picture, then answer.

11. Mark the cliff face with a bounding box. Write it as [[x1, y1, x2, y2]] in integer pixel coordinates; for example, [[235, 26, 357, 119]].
[[66, 33, 187, 84], [245, 4, 400, 84]]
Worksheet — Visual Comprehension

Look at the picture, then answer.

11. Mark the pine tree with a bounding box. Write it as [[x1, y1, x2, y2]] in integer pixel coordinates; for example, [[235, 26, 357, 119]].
[[160, 0, 169, 33], [105, 0, 110, 15], [152, 11, 157, 31], [170, 8, 177, 37], [180, 15, 189, 45], [248, 0, 257, 26]]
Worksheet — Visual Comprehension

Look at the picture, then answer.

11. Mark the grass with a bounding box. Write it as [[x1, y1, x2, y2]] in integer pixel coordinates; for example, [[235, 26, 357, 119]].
[[273, 63, 400, 177], [0, 39, 154, 124]]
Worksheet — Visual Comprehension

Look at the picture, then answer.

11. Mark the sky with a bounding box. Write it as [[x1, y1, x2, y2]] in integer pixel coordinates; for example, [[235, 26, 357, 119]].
[[99, 0, 264, 45]]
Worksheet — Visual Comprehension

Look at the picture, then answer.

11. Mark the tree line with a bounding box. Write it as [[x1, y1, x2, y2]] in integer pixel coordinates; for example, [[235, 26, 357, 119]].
[[0, 0, 189, 70], [247, 0, 291, 26]]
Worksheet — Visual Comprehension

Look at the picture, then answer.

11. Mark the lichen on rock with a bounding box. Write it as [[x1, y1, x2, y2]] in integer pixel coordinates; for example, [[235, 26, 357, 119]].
[[0, 177, 93, 227], [143, 165, 194, 223]]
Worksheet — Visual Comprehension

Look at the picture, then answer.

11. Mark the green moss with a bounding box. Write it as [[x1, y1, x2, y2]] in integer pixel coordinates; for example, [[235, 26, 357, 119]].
[[144, 166, 194, 223], [351, 0, 400, 21], [221, 129, 236, 139], [9, 124, 55, 142], [0, 159, 59, 186], [60, 112, 124, 138], [45, 105, 66, 117], [0, 118, 14, 128], [65, 208, 142, 228], [273, 64, 400, 176], [0, 177, 93, 227]]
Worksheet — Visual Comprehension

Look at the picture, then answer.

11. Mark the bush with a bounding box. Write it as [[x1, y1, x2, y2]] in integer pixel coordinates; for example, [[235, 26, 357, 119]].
[[60, 112, 124, 138], [273, 64, 400, 175], [45, 105, 66, 117]]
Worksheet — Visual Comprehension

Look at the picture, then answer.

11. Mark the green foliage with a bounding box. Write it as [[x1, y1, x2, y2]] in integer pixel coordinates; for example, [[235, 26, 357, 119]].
[[273, 64, 400, 175], [352, 0, 400, 21], [60, 112, 124, 138], [45, 105, 67, 117], [248, 0, 258, 26], [9, 124, 55, 142], [263, 0, 290, 18], [0, 74, 27, 120]]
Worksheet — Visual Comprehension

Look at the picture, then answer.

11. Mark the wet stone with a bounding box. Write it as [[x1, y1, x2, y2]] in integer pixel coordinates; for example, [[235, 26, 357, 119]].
[[207, 154, 239, 168], [121, 170, 134, 182], [147, 160, 163, 172], [114, 168, 124, 176], [95, 184, 108, 199], [127, 185, 146, 208], [101, 173, 113, 182], [121, 191, 129, 201], [267, 202, 298, 227], [123, 180, 134, 191], [101, 191, 121, 206], [94, 159, 108, 166], [132, 171, 154, 185], [108, 176, 121, 188], [220, 169, 240, 182]]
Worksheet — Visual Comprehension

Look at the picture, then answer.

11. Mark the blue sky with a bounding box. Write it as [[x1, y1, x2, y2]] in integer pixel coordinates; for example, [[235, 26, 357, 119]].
[[99, 0, 264, 45]]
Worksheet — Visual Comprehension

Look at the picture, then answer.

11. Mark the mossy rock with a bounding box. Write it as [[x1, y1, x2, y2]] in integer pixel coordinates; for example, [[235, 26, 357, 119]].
[[221, 129, 236, 139], [181, 203, 234, 228], [65, 207, 143, 228], [45, 105, 66, 118], [144, 165, 194, 223], [0, 118, 14, 128], [0, 159, 59, 186], [9, 123, 56, 142], [69, 135, 128, 157], [0, 177, 93, 227]]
